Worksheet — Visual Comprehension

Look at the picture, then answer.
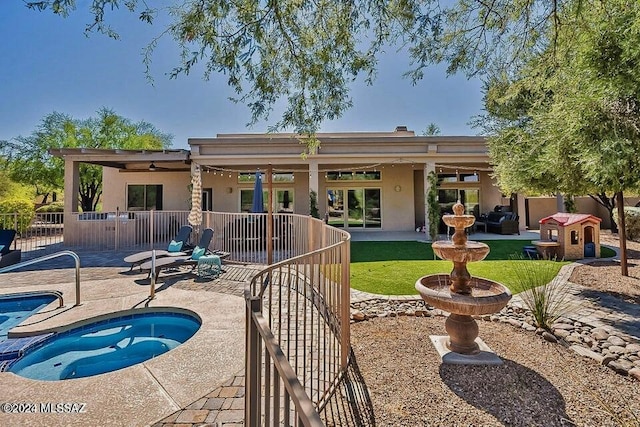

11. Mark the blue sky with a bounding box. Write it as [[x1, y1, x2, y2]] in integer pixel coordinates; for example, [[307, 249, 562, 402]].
[[0, 3, 485, 150]]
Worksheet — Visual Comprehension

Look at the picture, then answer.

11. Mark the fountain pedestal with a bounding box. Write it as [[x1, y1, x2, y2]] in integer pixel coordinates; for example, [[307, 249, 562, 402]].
[[416, 202, 512, 365]]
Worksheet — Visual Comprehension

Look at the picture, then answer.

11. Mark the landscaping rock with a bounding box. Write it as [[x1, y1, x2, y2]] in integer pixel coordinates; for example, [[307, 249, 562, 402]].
[[607, 336, 626, 347], [630, 368, 640, 381], [607, 345, 627, 354], [351, 311, 366, 321], [602, 354, 618, 366], [552, 322, 574, 330], [569, 345, 604, 364], [591, 328, 610, 341], [542, 332, 558, 343], [625, 343, 640, 353], [608, 360, 634, 375]]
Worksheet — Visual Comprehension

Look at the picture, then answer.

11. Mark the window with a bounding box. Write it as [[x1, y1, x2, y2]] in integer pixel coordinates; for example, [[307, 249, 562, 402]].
[[202, 188, 213, 211], [325, 171, 381, 181], [238, 172, 294, 183], [240, 189, 267, 213], [438, 174, 457, 183], [571, 230, 579, 245], [438, 172, 480, 183], [240, 189, 293, 212], [127, 185, 163, 210]]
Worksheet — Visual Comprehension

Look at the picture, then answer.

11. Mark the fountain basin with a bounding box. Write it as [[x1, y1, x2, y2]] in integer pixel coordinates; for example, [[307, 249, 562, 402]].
[[442, 214, 476, 229], [415, 274, 511, 315], [432, 240, 490, 263]]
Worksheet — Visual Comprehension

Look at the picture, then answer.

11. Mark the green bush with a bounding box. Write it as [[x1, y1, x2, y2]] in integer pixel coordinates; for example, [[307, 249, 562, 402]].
[[614, 207, 640, 241], [0, 198, 35, 233], [36, 202, 64, 213]]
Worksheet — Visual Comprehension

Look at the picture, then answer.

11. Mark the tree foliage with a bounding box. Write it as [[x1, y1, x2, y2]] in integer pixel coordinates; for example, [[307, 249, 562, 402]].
[[0, 170, 35, 202], [0, 108, 172, 212], [23, 0, 576, 133], [479, 0, 640, 227]]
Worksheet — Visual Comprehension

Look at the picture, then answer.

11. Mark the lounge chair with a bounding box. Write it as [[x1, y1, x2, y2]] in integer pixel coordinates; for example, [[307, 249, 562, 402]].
[[140, 228, 222, 280], [123, 225, 193, 271], [0, 229, 21, 268]]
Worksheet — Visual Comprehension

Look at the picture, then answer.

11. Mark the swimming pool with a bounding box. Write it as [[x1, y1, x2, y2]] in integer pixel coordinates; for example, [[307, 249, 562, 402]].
[[8, 311, 201, 381], [0, 293, 57, 341]]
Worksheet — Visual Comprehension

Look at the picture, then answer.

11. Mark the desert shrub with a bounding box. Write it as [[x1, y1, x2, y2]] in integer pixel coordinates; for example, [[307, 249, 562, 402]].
[[0, 198, 35, 233], [36, 202, 64, 213], [614, 207, 640, 241], [509, 256, 573, 330]]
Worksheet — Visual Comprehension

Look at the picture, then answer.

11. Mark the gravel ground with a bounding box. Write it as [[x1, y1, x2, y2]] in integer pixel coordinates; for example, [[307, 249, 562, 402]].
[[350, 230, 640, 427]]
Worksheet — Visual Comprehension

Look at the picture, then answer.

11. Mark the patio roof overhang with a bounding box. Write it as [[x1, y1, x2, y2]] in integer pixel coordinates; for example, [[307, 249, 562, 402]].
[[49, 148, 192, 172], [188, 134, 490, 169]]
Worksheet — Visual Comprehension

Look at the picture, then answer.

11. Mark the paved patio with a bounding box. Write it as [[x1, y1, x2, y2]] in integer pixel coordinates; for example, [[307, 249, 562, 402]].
[[0, 257, 249, 427]]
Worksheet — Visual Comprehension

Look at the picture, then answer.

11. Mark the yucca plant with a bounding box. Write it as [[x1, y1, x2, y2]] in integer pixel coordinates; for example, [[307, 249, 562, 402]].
[[508, 256, 574, 330]]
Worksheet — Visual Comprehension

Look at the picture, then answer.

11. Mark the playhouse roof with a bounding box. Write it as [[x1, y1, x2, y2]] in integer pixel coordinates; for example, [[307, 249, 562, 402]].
[[539, 213, 602, 226]]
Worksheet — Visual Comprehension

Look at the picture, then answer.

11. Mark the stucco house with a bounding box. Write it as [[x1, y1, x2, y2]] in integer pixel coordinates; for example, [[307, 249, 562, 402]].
[[54, 127, 527, 235]]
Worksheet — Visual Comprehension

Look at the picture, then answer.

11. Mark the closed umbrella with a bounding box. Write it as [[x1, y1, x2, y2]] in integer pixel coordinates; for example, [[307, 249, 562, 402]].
[[251, 171, 264, 213], [282, 190, 290, 210], [188, 164, 202, 228]]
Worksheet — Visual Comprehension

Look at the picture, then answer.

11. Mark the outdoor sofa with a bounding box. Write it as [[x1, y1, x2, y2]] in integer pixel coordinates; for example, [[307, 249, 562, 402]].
[[0, 229, 21, 268], [485, 211, 520, 235]]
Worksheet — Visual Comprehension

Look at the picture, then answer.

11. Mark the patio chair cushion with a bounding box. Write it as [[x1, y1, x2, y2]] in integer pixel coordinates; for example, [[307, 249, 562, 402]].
[[168, 240, 184, 252], [191, 246, 206, 260]]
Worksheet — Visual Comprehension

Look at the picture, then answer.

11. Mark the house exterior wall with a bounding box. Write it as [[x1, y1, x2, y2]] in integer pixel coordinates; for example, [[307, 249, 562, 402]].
[[101, 168, 191, 212], [478, 171, 503, 214], [379, 164, 414, 231], [527, 196, 640, 230]]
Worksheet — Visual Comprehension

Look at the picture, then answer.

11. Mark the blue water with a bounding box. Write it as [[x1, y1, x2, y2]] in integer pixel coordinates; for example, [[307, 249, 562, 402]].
[[9, 312, 201, 381], [0, 294, 56, 341]]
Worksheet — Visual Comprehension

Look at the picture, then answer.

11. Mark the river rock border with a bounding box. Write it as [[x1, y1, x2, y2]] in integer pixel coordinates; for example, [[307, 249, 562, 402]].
[[350, 298, 640, 381]]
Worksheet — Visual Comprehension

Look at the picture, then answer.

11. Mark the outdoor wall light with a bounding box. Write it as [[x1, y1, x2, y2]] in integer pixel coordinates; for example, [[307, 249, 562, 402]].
[[394, 185, 401, 192], [226, 187, 233, 194], [148, 162, 157, 171]]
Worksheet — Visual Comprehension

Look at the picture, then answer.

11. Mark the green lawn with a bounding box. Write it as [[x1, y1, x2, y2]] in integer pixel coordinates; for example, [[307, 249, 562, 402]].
[[349, 240, 612, 295]]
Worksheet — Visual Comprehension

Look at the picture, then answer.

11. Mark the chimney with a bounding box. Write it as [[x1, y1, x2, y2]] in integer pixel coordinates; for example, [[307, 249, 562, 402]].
[[395, 126, 408, 132]]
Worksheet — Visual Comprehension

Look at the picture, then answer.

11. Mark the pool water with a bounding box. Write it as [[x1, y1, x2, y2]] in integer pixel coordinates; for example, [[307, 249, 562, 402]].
[[0, 294, 56, 341], [9, 312, 200, 381]]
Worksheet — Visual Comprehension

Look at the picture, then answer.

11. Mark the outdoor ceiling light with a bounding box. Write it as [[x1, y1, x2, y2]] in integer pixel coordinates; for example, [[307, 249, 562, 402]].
[[149, 162, 157, 171]]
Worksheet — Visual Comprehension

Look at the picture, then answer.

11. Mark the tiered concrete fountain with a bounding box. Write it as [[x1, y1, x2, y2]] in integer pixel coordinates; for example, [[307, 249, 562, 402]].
[[415, 202, 512, 364]]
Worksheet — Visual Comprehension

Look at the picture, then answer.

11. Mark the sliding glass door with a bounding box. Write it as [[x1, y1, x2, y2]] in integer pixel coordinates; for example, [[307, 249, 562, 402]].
[[328, 188, 381, 228]]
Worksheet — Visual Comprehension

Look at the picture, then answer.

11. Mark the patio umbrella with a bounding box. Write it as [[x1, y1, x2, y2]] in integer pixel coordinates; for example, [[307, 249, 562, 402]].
[[251, 171, 264, 213], [188, 164, 202, 228]]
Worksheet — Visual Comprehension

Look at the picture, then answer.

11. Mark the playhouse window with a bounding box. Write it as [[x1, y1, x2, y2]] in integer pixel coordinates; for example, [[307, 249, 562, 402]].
[[571, 230, 579, 245]]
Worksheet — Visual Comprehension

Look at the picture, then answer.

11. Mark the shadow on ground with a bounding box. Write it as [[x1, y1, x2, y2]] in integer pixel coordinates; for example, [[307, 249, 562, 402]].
[[320, 350, 376, 427], [439, 359, 573, 426]]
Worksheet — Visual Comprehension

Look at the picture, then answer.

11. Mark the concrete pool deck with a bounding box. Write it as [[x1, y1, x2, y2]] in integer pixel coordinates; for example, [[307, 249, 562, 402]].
[[0, 264, 248, 427]]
